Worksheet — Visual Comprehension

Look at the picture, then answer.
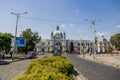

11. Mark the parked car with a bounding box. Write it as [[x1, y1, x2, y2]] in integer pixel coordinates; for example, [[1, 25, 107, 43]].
[[25, 51, 37, 59], [0, 52, 5, 59]]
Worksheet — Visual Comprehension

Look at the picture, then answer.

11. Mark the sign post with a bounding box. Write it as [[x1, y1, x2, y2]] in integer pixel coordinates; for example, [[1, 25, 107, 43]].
[[11, 37, 26, 47], [11, 37, 26, 59]]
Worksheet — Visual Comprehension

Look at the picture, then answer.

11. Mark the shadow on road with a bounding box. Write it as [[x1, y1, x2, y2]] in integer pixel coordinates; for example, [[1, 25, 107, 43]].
[[0, 60, 10, 65], [0, 54, 47, 65], [73, 69, 79, 77], [0, 57, 26, 65]]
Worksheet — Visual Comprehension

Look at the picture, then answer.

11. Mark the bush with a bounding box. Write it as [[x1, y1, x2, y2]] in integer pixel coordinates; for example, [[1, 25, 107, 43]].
[[105, 46, 114, 52], [12, 56, 74, 80], [13, 68, 73, 80]]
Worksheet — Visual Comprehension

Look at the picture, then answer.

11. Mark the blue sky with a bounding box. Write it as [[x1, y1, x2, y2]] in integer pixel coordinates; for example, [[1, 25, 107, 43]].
[[0, 0, 120, 40]]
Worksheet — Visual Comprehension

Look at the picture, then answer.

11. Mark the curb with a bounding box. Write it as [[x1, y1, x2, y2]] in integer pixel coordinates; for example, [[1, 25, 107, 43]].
[[73, 68, 88, 80], [0, 58, 26, 65], [78, 55, 120, 69]]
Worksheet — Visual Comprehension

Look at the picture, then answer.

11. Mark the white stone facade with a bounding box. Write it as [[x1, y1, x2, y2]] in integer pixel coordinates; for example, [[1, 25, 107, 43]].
[[97, 36, 110, 53], [36, 26, 109, 53], [36, 26, 68, 53]]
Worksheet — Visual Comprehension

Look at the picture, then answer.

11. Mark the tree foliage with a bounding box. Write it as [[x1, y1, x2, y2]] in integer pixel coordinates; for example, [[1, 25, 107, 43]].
[[19, 28, 40, 52], [110, 33, 120, 50], [105, 46, 114, 52], [0, 33, 12, 52]]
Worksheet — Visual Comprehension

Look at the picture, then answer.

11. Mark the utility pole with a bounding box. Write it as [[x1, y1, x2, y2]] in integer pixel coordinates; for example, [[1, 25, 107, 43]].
[[80, 37, 81, 54], [85, 19, 100, 59], [11, 12, 27, 60]]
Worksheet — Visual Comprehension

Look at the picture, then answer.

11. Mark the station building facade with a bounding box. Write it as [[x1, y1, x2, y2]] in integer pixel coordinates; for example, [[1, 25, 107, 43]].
[[36, 26, 109, 53]]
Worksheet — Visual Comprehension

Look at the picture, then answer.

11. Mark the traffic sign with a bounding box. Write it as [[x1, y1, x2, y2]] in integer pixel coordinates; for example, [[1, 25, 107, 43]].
[[11, 37, 26, 47]]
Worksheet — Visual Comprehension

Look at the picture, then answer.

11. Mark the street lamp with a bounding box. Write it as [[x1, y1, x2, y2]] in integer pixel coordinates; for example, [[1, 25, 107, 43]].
[[85, 19, 100, 59], [53, 36, 57, 55], [11, 12, 27, 60]]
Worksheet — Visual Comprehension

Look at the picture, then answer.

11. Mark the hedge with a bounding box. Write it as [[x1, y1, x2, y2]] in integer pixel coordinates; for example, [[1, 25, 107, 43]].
[[12, 56, 74, 80]]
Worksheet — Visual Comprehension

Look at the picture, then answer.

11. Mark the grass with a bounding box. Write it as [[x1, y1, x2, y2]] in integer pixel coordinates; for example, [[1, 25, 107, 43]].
[[4, 53, 24, 59]]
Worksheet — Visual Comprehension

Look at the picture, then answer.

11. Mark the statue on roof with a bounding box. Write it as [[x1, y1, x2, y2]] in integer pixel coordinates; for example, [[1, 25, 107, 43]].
[[56, 26, 59, 30]]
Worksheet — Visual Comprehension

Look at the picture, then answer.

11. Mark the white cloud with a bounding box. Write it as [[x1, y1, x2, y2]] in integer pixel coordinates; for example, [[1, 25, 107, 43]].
[[60, 24, 74, 28], [96, 32, 109, 36], [116, 24, 120, 28], [69, 24, 74, 27], [60, 24, 66, 28]]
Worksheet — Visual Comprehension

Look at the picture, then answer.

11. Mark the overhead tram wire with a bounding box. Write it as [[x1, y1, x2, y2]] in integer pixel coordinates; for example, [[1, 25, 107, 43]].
[[95, 8, 120, 31], [21, 16, 87, 24], [86, 29, 94, 39], [20, 8, 120, 25], [82, 28, 93, 39], [96, 22, 120, 31], [103, 30, 120, 40], [82, 24, 93, 37], [21, 16, 92, 39], [82, 8, 120, 38], [18, 18, 23, 34], [98, 8, 120, 22]]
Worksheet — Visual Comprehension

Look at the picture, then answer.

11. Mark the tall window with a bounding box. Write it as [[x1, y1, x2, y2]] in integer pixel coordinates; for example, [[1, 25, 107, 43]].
[[42, 43, 44, 45], [48, 41, 50, 45]]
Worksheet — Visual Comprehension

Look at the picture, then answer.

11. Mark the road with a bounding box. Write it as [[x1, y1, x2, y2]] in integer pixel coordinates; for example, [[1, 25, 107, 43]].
[[0, 53, 49, 80], [0, 59, 32, 80], [65, 54, 120, 80]]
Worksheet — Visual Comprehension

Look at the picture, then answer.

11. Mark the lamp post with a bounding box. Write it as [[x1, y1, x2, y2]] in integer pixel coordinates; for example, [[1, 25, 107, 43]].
[[85, 19, 100, 59], [80, 37, 82, 54], [11, 12, 27, 60], [53, 36, 55, 55]]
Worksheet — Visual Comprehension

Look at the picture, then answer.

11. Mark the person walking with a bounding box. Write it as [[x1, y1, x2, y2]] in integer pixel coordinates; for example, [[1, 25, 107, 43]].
[[9, 50, 13, 58], [0, 51, 5, 59]]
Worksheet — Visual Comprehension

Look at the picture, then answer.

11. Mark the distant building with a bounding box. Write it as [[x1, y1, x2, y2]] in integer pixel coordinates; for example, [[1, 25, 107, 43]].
[[36, 26, 110, 53], [36, 26, 68, 53], [97, 36, 110, 53]]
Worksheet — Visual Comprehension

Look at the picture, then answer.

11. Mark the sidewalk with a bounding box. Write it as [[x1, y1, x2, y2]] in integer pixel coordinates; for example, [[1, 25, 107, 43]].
[[78, 53, 120, 69], [0, 53, 52, 65], [0, 53, 52, 80]]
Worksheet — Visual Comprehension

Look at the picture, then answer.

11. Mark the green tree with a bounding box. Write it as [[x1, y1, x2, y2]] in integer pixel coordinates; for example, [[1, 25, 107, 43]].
[[0, 33, 12, 52], [105, 46, 114, 52], [110, 33, 120, 50], [19, 28, 40, 52]]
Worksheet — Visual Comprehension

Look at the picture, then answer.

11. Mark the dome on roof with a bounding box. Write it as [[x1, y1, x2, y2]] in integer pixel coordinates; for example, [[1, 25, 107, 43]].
[[53, 30, 61, 35], [53, 26, 61, 35]]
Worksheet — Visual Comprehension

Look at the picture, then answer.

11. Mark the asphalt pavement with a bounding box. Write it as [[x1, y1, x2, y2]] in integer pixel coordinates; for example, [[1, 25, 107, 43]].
[[64, 54, 120, 80], [0, 53, 51, 80]]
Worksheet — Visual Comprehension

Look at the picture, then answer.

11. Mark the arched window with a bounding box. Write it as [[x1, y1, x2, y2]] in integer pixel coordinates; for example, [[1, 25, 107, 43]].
[[48, 41, 50, 45]]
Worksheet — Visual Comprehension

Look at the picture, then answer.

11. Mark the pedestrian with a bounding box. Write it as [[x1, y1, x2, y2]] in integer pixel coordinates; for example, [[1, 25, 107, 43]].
[[9, 50, 13, 58], [24, 52, 27, 57], [0, 51, 5, 59]]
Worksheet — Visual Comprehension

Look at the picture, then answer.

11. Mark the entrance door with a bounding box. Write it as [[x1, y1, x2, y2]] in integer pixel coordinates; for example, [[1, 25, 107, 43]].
[[54, 42, 61, 55]]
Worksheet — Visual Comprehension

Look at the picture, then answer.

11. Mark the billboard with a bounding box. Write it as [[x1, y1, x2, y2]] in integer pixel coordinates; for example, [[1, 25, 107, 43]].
[[11, 37, 26, 47]]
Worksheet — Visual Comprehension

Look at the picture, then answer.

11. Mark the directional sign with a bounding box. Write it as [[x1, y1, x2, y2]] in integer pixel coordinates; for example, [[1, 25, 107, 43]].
[[11, 37, 26, 47]]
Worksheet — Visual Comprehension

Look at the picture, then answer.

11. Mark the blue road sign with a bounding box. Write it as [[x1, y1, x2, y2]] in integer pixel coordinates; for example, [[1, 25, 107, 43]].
[[11, 37, 26, 47]]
